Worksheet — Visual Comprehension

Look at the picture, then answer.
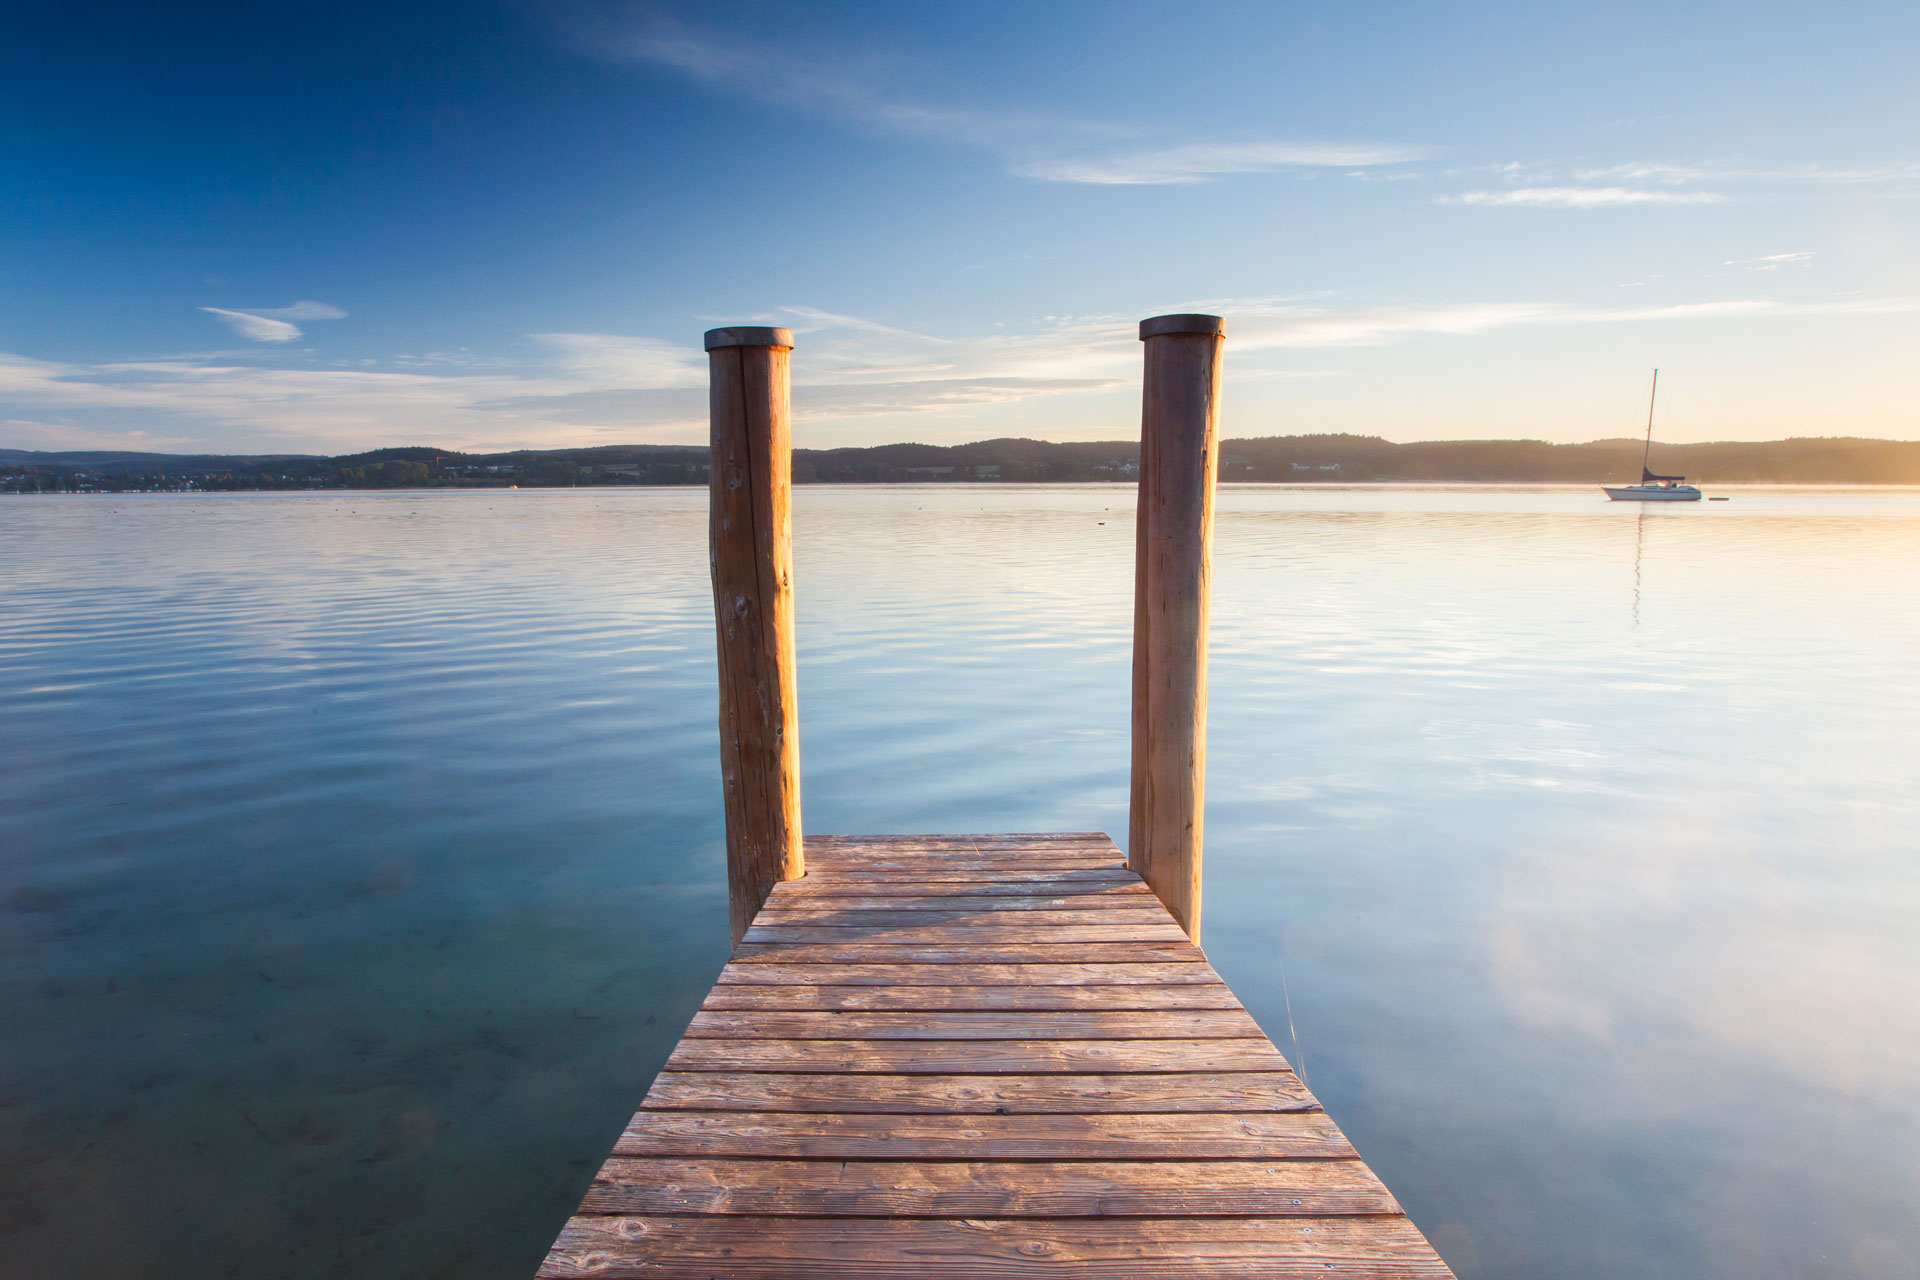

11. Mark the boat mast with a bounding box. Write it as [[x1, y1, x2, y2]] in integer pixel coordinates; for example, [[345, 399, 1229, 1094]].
[[1642, 368, 1659, 472]]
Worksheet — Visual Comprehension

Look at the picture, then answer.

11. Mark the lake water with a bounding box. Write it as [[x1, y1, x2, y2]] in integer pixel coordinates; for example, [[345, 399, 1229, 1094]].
[[3, 484, 1917, 1279]]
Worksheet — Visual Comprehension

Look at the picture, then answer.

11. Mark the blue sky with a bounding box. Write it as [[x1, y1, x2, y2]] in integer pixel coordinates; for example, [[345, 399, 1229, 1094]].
[[2, 1, 1915, 453]]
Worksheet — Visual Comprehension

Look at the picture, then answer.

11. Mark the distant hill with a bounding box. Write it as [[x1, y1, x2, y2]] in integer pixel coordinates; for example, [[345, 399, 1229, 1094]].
[[5, 434, 1919, 491]]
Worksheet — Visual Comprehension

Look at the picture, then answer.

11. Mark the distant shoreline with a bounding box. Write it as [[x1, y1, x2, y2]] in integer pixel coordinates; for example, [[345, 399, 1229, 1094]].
[[6, 433, 1919, 492]]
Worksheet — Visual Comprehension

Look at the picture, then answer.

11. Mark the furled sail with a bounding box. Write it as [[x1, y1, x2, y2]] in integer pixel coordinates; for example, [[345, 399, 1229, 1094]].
[[1643, 467, 1686, 483]]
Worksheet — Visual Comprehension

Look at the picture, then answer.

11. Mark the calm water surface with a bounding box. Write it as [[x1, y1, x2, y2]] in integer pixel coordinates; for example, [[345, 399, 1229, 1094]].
[[3, 485, 1917, 1279]]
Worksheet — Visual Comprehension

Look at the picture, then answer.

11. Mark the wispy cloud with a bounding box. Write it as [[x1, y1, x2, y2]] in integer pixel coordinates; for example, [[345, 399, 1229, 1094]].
[[1446, 158, 1920, 210], [1578, 161, 1920, 187], [1014, 142, 1426, 186], [583, 13, 1420, 186], [1726, 251, 1814, 271], [7, 294, 1917, 453], [1220, 295, 1920, 349], [1218, 295, 1920, 350], [200, 300, 348, 343], [1447, 186, 1728, 209]]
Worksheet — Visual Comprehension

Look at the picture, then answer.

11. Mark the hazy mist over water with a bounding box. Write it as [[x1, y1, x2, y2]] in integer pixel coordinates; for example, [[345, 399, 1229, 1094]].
[[3, 485, 1917, 1279]]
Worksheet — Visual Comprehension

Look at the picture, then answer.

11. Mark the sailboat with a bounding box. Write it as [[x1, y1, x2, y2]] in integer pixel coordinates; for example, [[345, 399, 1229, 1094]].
[[1603, 369, 1701, 501]]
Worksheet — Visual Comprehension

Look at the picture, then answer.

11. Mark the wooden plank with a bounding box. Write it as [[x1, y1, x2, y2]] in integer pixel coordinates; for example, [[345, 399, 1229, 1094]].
[[699, 983, 1242, 1011], [762, 891, 1153, 911], [770, 878, 1151, 898], [806, 832, 1111, 847], [787, 871, 1144, 890], [806, 832, 1121, 852], [713, 961, 1225, 987], [740, 922, 1192, 945], [541, 1216, 1453, 1279], [639, 1072, 1321, 1115], [613, 1110, 1351, 1160], [663, 1037, 1292, 1075], [796, 858, 1127, 876], [753, 907, 1175, 926], [804, 842, 1119, 857], [730, 941, 1205, 965], [580, 1157, 1399, 1218], [684, 1009, 1266, 1041]]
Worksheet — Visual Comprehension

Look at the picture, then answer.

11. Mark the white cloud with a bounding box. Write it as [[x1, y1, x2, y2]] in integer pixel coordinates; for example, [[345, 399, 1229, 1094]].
[[1014, 141, 1425, 186], [1447, 186, 1728, 208], [1579, 161, 1920, 187], [200, 300, 348, 343], [1222, 295, 1919, 350], [1726, 251, 1815, 271], [202, 308, 304, 343]]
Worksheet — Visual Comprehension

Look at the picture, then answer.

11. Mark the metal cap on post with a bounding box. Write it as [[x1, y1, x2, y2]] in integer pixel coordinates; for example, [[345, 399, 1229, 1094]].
[[1129, 312, 1225, 942], [707, 325, 802, 946]]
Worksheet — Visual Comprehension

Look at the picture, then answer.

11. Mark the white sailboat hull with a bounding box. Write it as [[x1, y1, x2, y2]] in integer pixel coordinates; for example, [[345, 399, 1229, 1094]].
[[1603, 485, 1701, 502]]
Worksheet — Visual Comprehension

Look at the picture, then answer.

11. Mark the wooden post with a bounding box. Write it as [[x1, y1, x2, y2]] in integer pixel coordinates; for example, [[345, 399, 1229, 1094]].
[[707, 326, 803, 946], [1128, 313, 1224, 942]]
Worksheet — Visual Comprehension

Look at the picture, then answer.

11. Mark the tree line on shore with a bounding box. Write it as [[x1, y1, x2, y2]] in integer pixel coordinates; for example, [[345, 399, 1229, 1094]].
[[6, 434, 1919, 492]]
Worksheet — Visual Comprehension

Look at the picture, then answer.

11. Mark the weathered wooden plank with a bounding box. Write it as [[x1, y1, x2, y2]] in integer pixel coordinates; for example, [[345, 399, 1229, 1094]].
[[806, 832, 1111, 847], [699, 983, 1242, 1012], [639, 1071, 1320, 1114], [797, 859, 1127, 876], [754, 906, 1175, 926], [804, 842, 1118, 857], [713, 961, 1224, 986], [740, 922, 1192, 945], [613, 1110, 1351, 1160], [771, 877, 1150, 898], [541, 1215, 1452, 1279], [730, 941, 1205, 964], [684, 1009, 1266, 1041], [762, 891, 1153, 912], [802, 835, 1116, 852], [663, 1037, 1291, 1075], [580, 1157, 1399, 1218], [790, 868, 1142, 886]]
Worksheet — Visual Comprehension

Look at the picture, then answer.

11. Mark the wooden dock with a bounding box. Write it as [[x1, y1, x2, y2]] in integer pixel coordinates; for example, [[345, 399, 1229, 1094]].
[[539, 833, 1453, 1278]]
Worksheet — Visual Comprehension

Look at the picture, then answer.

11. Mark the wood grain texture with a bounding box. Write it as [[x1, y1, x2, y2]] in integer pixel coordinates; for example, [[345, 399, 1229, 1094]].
[[730, 940, 1206, 964], [612, 1110, 1353, 1160], [540, 834, 1454, 1279], [638, 1071, 1320, 1114], [761, 887, 1155, 908], [1129, 320, 1223, 944], [740, 921, 1193, 944], [713, 961, 1226, 986], [708, 337, 802, 944], [776, 872, 1144, 891], [580, 1157, 1399, 1217], [541, 1216, 1453, 1279], [683, 1008, 1267, 1040], [662, 1036, 1292, 1074], [699, 982, 1242, 1011], [753, 905, 1175, 924]]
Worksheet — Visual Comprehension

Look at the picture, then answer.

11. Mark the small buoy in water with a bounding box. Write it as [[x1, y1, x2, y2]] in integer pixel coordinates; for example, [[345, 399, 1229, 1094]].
[[1709, 496, 1730, 501]]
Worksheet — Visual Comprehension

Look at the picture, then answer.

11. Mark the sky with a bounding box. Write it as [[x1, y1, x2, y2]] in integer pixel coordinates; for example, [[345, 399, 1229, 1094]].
[[2, 0, 1916, 455]]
